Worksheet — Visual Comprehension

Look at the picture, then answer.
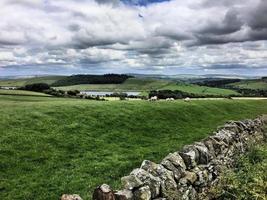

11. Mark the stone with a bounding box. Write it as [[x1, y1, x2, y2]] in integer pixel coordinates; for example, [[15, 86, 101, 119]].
[[133, 185, 151, 200], [179, 146, 199, 169], [163, 152, 186, 170], [193, 142, 212, 164], [114, 190, 133, 200], [61, 194, 83, 200], [183, 171, 197, 185], [121, 174, 143, 190], [182, 186, 196, 200], [93, 184, 115, 200], [206, 136, 227, 156], [130, 168, 161, 198], [194, 169, 209, 187], [140, 160, 178, 199], [161, 159, 182, 181]]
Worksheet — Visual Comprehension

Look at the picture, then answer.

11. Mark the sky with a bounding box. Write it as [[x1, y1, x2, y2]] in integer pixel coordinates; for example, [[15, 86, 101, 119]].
[[0, 0, 267, 76]]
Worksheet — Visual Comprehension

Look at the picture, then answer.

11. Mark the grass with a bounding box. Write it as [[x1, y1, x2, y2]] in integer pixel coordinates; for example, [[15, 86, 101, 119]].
[[0, 89, 51, 97], [0, 95, 267, 200], [0, 76, 66, 87], [54, 78, 170, 91], [228, 79, 267, 90], [55, 78, 239, 96], [211, 141, 267, 199], [160, 82, 240, 96]]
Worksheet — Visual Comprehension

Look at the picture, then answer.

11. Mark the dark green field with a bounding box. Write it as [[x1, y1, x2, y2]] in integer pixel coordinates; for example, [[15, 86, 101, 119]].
[[0, 76, 66, 87], [0, 76, 239, 97], [1, 95, 267, 200], [228, 79, 267, 90]]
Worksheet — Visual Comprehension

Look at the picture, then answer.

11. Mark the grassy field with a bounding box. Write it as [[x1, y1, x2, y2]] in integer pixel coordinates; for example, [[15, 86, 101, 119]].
[[228, 79, 267, 90], [54, 78, 169, 91], [55, 78, 239, 96], [0, 76, 66, 87], [1, 95, 267, 200], [160, 82, 240, 95], [0, 89, 51, 97]]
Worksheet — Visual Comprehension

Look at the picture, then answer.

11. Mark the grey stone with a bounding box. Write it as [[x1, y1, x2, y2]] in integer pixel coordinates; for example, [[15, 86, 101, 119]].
[[193, 142, 212, 164], [130, 168, 161, 198], [61, 194, 83, 200], [114, 190, 133, 200], [140, 160, 178, 199], [179, 147, 199, 169], [161, 159, 183, 181], [121, 174, 143, 190], [133, 185, 151, 200], [183, 171, 197, 185], [163, 152, 186, 170], [93, 184, 115, 200]]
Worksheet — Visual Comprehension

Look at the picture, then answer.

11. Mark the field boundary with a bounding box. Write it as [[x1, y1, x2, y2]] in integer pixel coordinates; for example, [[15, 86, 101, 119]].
[[61, 115, 267, 200]]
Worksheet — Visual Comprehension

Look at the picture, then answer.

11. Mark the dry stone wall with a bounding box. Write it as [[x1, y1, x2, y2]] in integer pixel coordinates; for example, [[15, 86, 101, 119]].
[[61, 115, 267, 200]]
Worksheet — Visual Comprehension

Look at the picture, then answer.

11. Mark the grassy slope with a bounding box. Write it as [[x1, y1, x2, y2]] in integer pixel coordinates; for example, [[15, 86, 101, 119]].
[[1, 96, 267, 200], [0, 76, 66, 87], [228, 79, 267, 90], [160, 82, 240, 95], [0, 89, 51, 97], [55, 78, 238, 96], [54, 78, 169, 91]]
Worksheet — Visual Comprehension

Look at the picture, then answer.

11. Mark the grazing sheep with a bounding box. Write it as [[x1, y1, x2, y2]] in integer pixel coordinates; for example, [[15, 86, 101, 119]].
[[149, 96, 158, 101], [166, 98, 174, 101], [184, 97, 190, 102]]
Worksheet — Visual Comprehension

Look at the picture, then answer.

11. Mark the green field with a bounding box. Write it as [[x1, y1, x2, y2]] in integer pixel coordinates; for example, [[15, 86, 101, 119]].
[[0, 76, 239, 97], [160, 82, 240, 95], [0, 89, 51, 97], [0, 76, 66, 87], [228, 79, 267, 90], [55, 78, 239, 96], [1, 95, 267, 200], [54, 78, 169, 91]]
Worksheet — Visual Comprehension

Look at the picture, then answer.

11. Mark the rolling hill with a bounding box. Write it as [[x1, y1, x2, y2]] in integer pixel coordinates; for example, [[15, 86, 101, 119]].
[[0, 95, 267, 199], [228, 79, 267, 90]]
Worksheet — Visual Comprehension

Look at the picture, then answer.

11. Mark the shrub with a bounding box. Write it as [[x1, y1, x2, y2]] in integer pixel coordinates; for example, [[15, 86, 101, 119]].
[[210, 144, 267, 200], [67, 90, 80, 96], [21, 83, 50, 92]]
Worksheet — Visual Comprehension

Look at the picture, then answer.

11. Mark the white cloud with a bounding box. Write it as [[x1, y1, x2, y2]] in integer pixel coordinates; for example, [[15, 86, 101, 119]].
[[0, 0, 266, 75]]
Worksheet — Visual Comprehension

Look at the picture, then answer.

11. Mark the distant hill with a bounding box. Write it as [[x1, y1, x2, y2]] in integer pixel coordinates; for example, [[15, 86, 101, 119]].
[[0, 76, 66, 87], [227, 78, 267, 90]]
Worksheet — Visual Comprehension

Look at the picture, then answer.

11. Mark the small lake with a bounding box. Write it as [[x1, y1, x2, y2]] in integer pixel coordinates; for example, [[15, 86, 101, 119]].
[[80, 91, 140, 96]]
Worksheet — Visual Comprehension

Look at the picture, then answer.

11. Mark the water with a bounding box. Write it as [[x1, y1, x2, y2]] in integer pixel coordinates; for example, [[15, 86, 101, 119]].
[[80, 91, 140, 96]]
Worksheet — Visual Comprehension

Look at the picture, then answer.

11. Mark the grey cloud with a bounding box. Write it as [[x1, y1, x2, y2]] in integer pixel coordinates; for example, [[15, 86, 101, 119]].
[[202, 0, 244, 8], [247, 0, 267, 30], [200, 9, 243, 35], [0, 0, 267, 75], [94, 0, 120, 5]]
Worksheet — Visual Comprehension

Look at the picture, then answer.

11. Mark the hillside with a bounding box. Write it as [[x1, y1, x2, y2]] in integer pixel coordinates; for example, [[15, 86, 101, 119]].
[[0, 89, 51, 97], [51, 74, 132, 86], [0, 76, 66, 87], [1, 95, 267, 200], [55, 78, 239, 96], [228, 79, 267, 90], [160, 82, 240, 96]]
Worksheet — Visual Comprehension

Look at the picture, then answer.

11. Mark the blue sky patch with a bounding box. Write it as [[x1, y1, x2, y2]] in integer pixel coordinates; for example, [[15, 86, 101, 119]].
[[121, 0, 170, 6]]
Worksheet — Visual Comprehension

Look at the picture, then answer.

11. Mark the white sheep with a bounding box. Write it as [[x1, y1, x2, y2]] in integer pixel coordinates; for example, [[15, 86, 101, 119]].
[[149, 96, 158, 101], [184, 97, 190, 102], [166, 98, 174, 101]]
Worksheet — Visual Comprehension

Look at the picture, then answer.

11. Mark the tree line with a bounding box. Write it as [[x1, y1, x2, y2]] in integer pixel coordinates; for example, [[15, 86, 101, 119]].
[[51, 74, 133, 86]]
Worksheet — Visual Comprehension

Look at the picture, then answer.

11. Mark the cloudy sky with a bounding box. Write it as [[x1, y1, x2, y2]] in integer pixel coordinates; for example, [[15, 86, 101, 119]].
[[0, 0, 267, 76]]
